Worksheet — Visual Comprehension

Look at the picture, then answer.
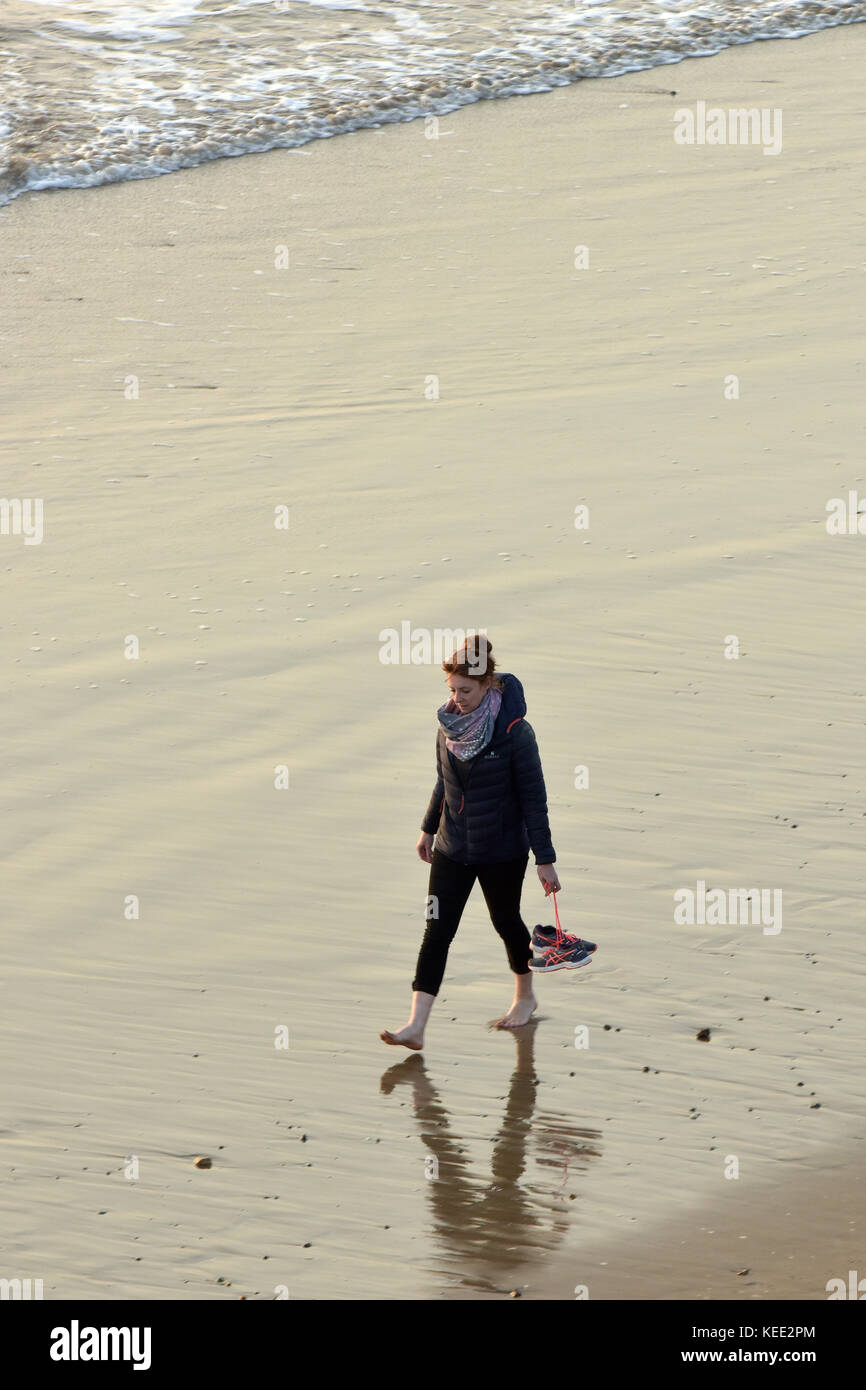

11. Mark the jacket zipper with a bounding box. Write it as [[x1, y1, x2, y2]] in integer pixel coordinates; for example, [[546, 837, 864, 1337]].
[[442, 717, 521, 830], [451, 748, 481, 816]]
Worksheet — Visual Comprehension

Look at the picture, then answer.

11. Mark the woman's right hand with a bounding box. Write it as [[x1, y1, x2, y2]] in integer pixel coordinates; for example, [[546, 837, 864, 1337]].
[[416, 832, 434, 863]]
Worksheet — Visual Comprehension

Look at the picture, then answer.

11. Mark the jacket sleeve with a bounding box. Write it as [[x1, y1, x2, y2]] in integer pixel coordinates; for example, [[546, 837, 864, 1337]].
[[421, 733, 445, 835], [511, 721, 556, 864]]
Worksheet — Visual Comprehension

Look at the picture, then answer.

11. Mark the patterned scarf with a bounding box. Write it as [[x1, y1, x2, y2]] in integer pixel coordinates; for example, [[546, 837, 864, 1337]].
[[437, 685, 503, 760]]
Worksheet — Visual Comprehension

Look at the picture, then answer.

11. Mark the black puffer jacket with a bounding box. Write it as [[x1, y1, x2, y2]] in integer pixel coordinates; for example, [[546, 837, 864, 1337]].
[[421, 673, 556, 865]]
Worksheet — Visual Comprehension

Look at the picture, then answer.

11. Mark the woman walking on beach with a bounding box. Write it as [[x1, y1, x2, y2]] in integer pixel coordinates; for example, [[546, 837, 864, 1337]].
[[381, 636, 595, 1052]]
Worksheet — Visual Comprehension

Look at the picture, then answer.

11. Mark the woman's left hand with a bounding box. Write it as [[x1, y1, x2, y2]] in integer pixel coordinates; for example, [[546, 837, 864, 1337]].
[[537, 863, 561, 895]]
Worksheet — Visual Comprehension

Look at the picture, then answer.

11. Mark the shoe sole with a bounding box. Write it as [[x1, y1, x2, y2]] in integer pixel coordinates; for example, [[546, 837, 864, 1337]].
[[529, 955, 593, 972]]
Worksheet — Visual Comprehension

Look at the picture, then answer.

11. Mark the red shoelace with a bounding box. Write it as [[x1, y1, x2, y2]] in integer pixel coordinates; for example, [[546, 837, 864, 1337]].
[[540, 889, 581, 963], [551, 888, 570, 943]]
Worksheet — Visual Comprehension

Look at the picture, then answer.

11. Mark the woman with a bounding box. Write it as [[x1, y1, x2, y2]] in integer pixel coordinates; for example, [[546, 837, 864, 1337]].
[[381, 636, 593, 1052]]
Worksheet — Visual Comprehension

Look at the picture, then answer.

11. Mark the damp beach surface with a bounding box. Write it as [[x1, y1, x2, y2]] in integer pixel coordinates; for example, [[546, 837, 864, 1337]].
[[1, 24, 864, 1299]]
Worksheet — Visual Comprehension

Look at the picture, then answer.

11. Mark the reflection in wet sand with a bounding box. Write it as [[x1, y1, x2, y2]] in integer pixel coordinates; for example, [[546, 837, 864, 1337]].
[[381, 1023, 601, 1295]]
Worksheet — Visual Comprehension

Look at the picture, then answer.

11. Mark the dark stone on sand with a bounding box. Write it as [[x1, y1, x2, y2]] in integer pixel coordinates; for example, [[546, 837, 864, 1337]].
[[696, 1028, 711, 1041]]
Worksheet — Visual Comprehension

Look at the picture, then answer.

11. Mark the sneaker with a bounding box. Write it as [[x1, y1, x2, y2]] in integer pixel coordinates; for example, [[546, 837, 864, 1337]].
[[529, 936, 594, 973], [531, 924, 597, 955]]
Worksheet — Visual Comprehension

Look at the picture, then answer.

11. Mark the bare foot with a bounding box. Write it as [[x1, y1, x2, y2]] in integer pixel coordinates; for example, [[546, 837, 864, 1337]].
[[494, 994, 538, 1030], [380, 1025, 425, 1051]]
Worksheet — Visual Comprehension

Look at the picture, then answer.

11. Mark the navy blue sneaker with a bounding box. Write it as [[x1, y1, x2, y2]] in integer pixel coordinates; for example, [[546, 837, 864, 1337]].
[[529, 935, 593, 972], [531, 924, 597, 955]]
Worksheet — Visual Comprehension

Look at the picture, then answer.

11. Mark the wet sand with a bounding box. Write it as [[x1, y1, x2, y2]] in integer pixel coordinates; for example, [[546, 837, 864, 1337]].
[[1, 24, 864, 1299]]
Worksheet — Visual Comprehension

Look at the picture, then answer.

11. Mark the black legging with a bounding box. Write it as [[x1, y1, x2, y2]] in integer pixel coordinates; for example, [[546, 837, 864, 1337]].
[[413, 848, 532, 996]]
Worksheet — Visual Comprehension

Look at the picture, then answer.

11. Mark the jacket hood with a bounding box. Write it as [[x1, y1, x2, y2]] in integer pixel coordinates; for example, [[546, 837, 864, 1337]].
[[495, 672, 526, 730]]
